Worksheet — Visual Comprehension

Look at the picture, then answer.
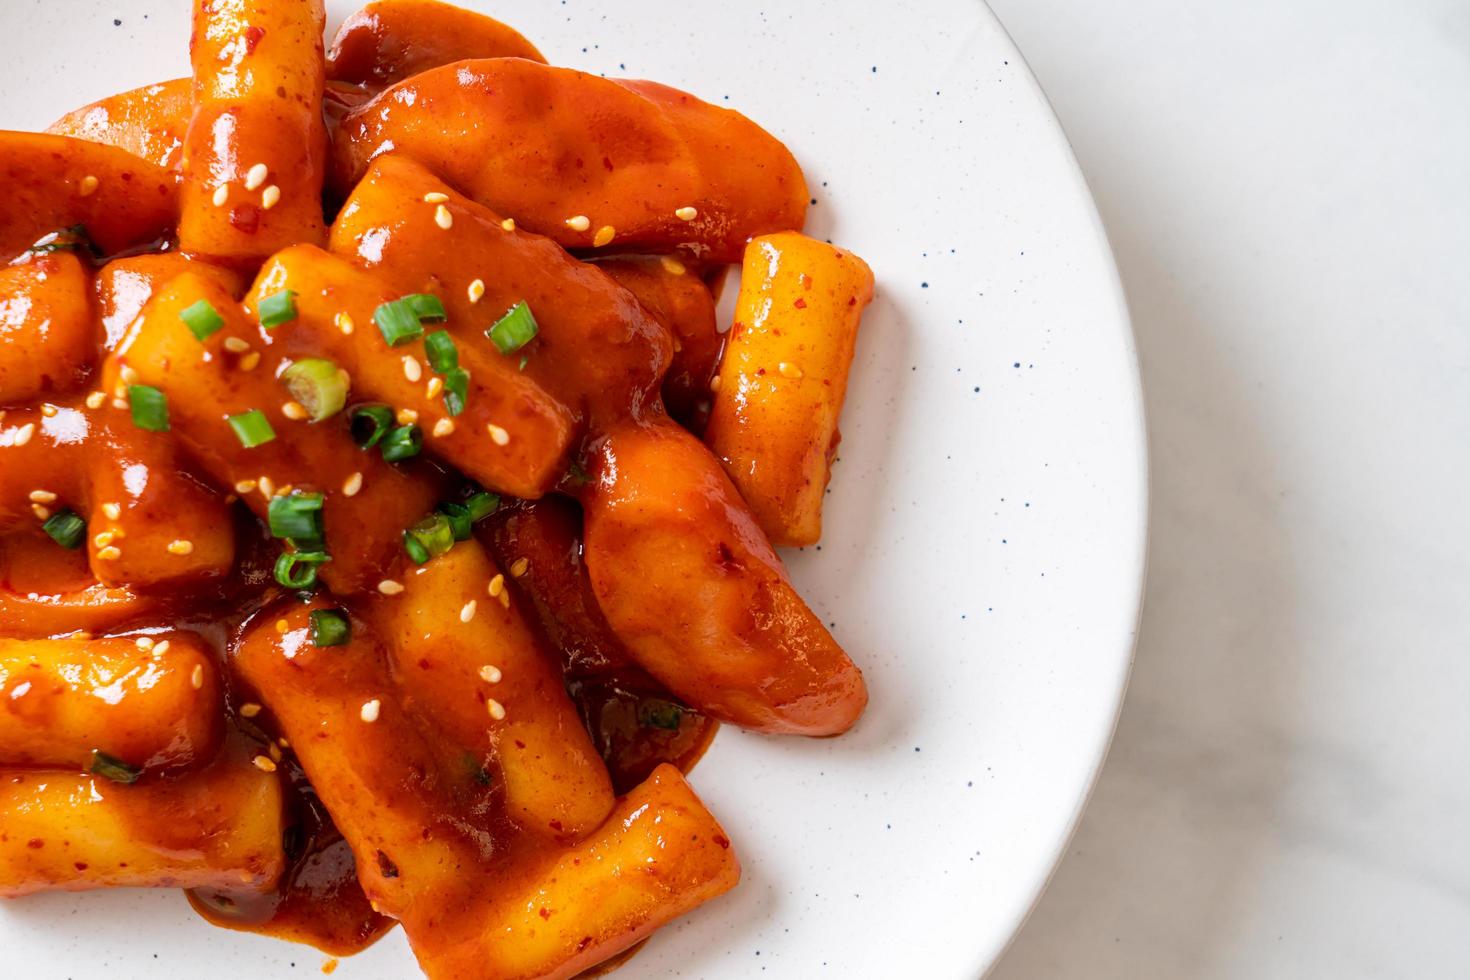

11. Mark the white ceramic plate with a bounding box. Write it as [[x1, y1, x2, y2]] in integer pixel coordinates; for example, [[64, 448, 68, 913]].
[[0, 1, 1146, 977]]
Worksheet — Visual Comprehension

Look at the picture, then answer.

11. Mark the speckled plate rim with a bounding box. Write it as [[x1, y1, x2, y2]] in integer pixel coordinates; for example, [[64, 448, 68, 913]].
[[973, 2, 1148, 973]]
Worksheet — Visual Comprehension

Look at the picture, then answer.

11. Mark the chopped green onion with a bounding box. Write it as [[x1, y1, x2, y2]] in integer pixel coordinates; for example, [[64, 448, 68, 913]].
[[268, 493, 324, 543], [404, 293, 447, 322], [180, 299, 225, 341], [442, 366, 470, 416], [351, 404, 394, 448], [464, 491, 500, 522], [274, 549, 329, 589], [434, 490, 499, 539], [374, 299, 424, 347], [423, 330, 458, 373], [42, 508, 86, 549], [89, 749, 142, 784], [380, 424, 422, 462], [436, 501, 472, 541], [309, 608, 351, 647], [258, 289, 297, 329], [518, 354, 528, 371], [282, 358, 349, 421], [128, 384, 169, 432], [228, 409, 275, 448], [637, 699, 685, 731], [402, 531, 430, 565], [487, 301, 538, 354], [376, 294, 447, 346], [404, 514, 455, 563]]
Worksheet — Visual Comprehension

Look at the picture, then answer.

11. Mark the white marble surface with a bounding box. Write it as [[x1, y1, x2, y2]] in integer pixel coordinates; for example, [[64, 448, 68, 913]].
[[984, 1, 1470, 976]]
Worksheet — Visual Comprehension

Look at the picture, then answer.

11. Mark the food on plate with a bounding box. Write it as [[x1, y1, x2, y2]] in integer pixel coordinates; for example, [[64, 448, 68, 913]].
[[329, 58, 809, 264], [48, 79, 194, 169], [0, 132, 176, 262], [0, 1, 875, 976], [326, 0, 546, 85], [704, 232, 875, 546]]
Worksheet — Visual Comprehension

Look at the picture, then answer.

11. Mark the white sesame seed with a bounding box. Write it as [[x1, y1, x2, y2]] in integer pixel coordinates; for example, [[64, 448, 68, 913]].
[[500, 218, 516, 232], [593, 225, 616, 247], [167, 539, 195, 555], [240, 351, 261, 371], [432, 418, 455, 438], [113, 382, 127, 399], [467, 278, 485, 303], [422, 192, 449, 203], [233, 479, 257, 494], [212, 183, 229, 207], [28, 489, 56, 503], [486, 423, 509, 446], [153, 640, 170, 655], [341, 472, 363, 497], [240, 703, 262, 718], [274, 484, 293, 497], [73, 631, 93, 641], [96, 545, 122, 560], [565, 214, 590, 232], [497, 589, 510, 609], [459, 599, 477, 623], [252, 755, 277, 772], [778, 362, 803, 379], [223, 336, 250, 353], [268, 743, 282, 762], [425, 376, 443, 398], [136, 636, 154, 650], [79, 175, 100, 197], [486, 698, 506, 721], [261, 185, 281, 210], [85, 390, 106, 409], [509, 557, 530, 578], [275, 618, 289, 634], [244, 163, 269, 191], [281, 401, 308, 421], [378, 579, 404, 595], [710, 375, 723, 393], [360, 699, 381, 723], [39, 404, 57, 418], [191, 664, 205, 689], [257, 475, 275, 498], [13, 422, 34, 446], [396, 408, 419, 426], [94, 531, 115, 547], [102, 502, 121, 520], [402, 356, 422, 382], [660, 255, 687, 276], [119, 365, 139, 385], [335, 311, 354, 335], [479, 664, 502, 684], [675, 206, 698, 221], [31, 504, 51, 520], [487, 573, 505, 598], [111, 398, 129, 410], [434, 204, 453, 229]]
